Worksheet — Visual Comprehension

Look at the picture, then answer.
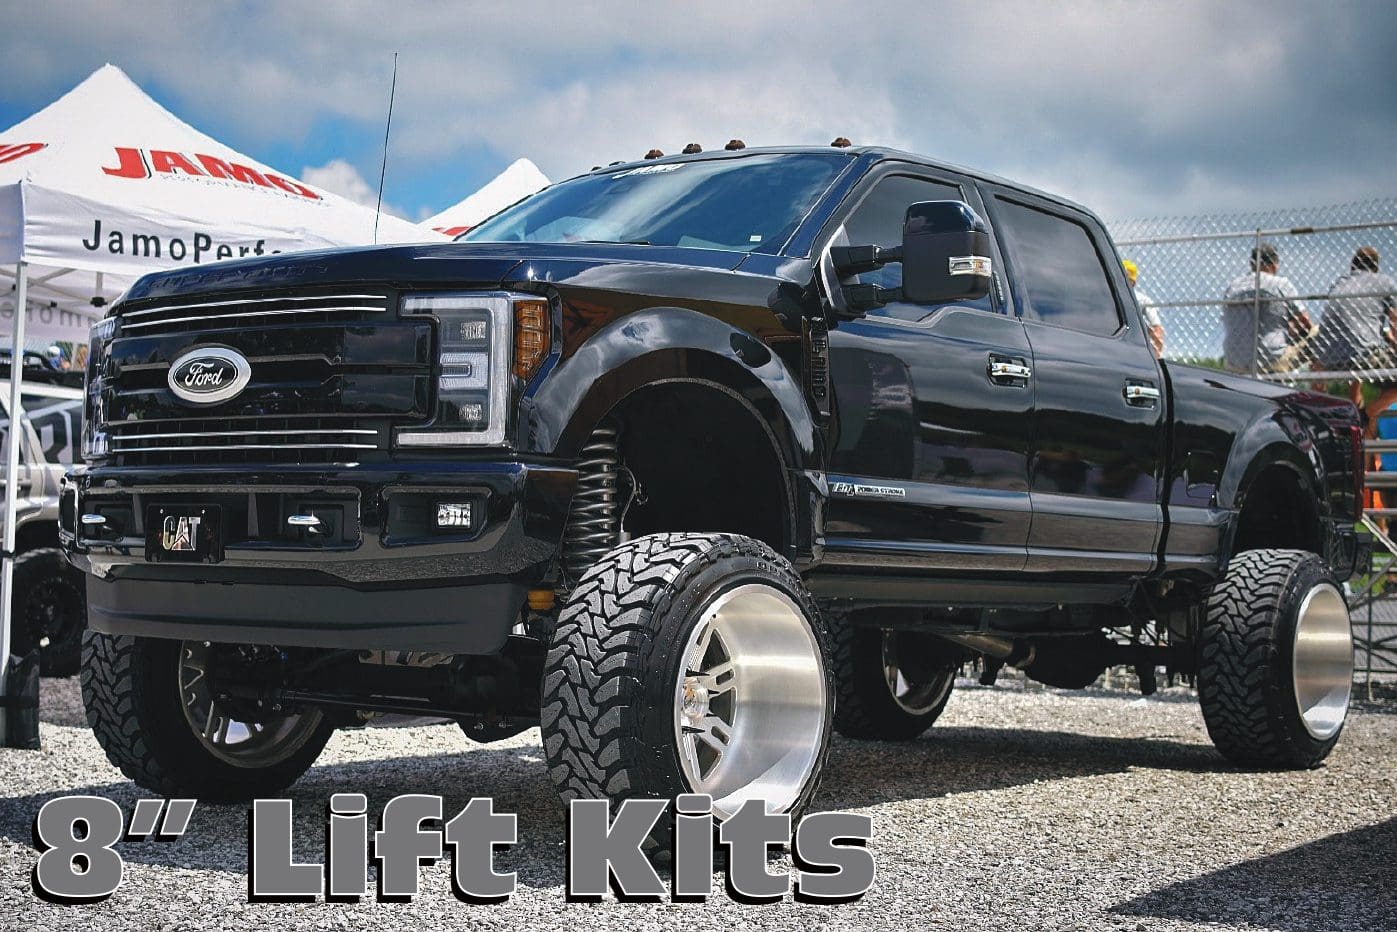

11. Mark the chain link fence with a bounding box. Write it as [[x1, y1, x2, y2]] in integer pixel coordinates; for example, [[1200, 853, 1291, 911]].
[[1110, 198, 1397, 383], [1110, 199, 1397, 685]]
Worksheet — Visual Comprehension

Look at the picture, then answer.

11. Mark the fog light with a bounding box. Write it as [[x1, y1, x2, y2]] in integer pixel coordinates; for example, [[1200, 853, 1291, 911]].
[[436, 502, 473, 528]]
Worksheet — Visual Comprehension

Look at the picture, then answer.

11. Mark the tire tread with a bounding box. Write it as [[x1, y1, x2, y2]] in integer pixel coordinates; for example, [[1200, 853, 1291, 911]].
[[1198, 548, 1343, 769], [541, 532, 827, 808]]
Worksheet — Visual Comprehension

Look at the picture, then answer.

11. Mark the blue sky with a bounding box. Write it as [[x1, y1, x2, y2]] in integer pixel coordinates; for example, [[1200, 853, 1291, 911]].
[[2, 1, 1394, 223]]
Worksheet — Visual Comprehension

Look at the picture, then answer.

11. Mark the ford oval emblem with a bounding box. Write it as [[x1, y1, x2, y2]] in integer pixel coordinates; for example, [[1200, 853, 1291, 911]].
[[167, 347, 252, 405]]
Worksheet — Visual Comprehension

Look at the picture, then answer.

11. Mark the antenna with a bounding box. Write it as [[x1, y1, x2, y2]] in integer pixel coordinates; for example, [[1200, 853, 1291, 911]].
[[373, 52, 399, 245]]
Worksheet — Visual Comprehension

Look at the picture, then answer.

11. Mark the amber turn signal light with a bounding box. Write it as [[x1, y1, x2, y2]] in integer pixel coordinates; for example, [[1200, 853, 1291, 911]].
[[514, 299, 551, 381]]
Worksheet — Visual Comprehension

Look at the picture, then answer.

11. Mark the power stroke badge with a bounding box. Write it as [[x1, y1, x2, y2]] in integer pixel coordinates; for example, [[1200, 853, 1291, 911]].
[[167, 346, 251, 404], [831, 481, 907, 499]]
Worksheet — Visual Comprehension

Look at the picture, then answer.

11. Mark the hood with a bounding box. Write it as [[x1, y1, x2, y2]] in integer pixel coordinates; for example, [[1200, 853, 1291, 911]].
[[118, 241, 753, 304]]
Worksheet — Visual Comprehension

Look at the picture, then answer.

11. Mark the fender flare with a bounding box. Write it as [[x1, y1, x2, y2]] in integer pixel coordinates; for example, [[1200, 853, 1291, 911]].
[[525, 306, 822, 472], [1218, 411, 1328, 514], [1217, 415, 1326, 560]]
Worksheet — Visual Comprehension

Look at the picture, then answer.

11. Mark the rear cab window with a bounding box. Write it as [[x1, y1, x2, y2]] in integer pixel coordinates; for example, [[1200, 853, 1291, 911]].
[[990, 196, 1124, 336]]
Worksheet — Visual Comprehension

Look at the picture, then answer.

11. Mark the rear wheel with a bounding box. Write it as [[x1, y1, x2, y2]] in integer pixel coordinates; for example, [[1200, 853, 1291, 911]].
[[1198, 549, 1353, 768], [541, 533, 832, 822], [82, 633, 333, 800], [831, 612, 959, 740]]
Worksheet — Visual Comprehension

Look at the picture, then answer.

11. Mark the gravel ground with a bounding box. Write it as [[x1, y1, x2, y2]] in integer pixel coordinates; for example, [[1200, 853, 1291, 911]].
[[1, 675, 1393, 931]]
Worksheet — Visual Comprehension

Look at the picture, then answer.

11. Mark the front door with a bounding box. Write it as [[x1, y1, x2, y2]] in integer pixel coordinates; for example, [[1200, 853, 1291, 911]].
[[820, 168, 1034, 572]]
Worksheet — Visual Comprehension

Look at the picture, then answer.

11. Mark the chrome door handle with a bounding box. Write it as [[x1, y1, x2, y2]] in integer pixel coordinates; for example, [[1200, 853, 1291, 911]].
[[286, 514, 323, 534], [1124, 382, 1161, 406], [989, 360, 1033, 381]]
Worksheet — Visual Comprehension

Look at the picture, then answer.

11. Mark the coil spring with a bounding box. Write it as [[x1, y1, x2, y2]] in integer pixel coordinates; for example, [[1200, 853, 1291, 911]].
[[563, 422, 620, 580]]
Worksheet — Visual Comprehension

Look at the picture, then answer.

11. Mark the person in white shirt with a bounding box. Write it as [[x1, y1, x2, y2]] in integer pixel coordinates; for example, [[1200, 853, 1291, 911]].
[[1222, 242, 1314, 373], [1123, 259, 1164, 356]]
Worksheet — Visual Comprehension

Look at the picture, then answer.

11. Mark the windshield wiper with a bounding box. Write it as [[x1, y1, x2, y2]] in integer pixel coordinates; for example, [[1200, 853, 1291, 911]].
[[574, 239, 652, 246]]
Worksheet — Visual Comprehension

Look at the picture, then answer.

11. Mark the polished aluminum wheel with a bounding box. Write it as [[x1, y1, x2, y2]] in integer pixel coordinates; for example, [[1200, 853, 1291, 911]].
[[1291, 583, 1353, 741], [881, 629, 954, 715], [674, 583, 827, 818], [179, 642, 324, 768]]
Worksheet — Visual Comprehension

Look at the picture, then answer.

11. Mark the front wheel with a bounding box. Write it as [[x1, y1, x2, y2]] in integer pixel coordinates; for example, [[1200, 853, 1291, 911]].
[[82, 633, 334, 800], [541, 533, 832, 822], [1198, 549, 1353, 768]]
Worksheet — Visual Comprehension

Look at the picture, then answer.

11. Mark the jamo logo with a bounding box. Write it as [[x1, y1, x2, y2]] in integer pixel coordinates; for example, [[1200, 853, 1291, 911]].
[[0, 142, 47, 165], [101, 147, 321, 201]]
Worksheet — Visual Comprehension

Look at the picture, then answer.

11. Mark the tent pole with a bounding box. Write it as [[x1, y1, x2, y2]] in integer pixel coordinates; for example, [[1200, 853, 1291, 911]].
[[0, 260, 29, 744]]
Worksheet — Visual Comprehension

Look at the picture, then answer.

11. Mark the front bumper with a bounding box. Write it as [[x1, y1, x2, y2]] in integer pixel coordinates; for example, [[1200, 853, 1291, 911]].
[[62, 460, 577, 653]]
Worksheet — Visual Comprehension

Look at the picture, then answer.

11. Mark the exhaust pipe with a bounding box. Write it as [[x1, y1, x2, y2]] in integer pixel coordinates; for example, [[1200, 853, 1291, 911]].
[[940, 632, 1036, 670], [941, 631, 1116, 690]]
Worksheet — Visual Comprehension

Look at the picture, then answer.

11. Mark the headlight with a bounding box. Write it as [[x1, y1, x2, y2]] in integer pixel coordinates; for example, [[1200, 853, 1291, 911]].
[[395, 292, 550, 448], [81, 315, 117, 461]]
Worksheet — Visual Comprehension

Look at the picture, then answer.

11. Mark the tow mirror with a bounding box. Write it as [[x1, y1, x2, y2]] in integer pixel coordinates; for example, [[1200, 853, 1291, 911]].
[[900, 200, 993, 305]]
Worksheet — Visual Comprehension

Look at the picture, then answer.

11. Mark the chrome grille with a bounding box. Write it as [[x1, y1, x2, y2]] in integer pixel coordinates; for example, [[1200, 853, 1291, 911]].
[[107, 418, 388, 466], [101, 287, 418, 465], [119, 291, 389, 336]]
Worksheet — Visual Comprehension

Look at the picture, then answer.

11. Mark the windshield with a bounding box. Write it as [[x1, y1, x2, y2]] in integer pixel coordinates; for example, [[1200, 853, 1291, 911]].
[[461, 152, 847, 255]]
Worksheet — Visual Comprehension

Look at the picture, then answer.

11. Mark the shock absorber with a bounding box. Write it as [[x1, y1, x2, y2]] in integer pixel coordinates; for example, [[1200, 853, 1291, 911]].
[[563, 421, 621, 580]]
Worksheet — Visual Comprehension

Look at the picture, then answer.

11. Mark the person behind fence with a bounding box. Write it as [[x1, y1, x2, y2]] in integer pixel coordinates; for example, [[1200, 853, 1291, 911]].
[[1122, 259, 1165, 356], [1316, 246, 1397, 433], [1315, 246, 1397, 372], [1222, 241, 1315, 373]]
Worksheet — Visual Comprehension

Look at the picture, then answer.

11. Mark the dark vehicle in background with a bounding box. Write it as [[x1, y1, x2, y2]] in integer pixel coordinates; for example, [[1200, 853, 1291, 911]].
[[0, 349, 82, 388], [3, 383, 86, 675], [64, 147, 1367, 822]]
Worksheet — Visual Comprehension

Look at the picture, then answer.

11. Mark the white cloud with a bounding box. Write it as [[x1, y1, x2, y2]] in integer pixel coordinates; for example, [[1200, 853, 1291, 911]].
[[301, 159, 376, 207], [301, 158, 404, 219], [4, 0, 1395, 220]]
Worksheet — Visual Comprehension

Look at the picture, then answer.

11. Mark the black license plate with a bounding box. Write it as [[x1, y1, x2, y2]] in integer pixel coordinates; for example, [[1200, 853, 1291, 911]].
[[146, 505, 223, 563]]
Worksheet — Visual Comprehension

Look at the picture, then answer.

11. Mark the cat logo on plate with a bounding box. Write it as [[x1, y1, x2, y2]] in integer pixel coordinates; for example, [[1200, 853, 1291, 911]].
[[162, 515, 201, 552], [167, 346, 251, 405]]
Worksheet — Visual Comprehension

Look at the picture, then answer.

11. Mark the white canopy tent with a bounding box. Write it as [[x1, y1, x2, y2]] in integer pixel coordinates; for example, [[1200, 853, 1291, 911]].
[[422, 158, 550, 237], [0, 65, 433, 740]]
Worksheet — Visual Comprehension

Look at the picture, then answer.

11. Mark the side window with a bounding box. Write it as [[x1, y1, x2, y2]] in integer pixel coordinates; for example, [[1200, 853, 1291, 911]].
[[842, 174, 994, 313], [993, 198, 1122, 335]]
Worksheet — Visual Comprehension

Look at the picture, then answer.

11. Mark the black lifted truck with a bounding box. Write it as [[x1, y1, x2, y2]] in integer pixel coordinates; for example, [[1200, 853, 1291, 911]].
[[66, 147, 1369, 823]]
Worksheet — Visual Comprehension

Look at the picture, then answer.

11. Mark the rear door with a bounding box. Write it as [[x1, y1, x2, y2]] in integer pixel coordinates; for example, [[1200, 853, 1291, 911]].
[[818, 165, 1034, 571], [981, 186, 1167, 574]]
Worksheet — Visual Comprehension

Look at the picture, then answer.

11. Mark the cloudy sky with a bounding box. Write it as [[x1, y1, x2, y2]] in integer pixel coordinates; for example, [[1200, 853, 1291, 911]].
[[2, 0, 1393, 223]]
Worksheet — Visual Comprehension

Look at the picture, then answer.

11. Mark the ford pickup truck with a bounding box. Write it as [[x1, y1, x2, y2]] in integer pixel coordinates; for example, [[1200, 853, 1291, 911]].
[[64, 147, 1369, 826]]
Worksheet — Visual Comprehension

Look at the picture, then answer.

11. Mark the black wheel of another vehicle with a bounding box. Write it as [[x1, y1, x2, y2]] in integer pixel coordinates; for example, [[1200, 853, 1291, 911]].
[[82, 632, 334, 800], [1198, 549, 1353, 769], [830, 611, 959, 741], [541, 532, 832, 825], [10, 547, 86, 677]]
